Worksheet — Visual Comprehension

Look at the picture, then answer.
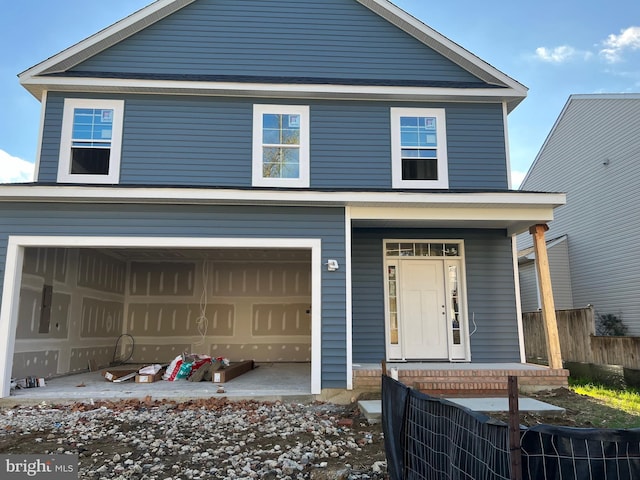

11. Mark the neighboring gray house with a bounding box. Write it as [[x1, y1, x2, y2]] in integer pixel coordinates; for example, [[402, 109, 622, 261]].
[[518, 93, 640, 333], [0, 0, 564, 398], [518, 235, 573, 312]]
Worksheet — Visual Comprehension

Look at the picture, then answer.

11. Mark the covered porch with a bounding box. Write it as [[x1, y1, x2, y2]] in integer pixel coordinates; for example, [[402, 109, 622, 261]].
[[348, 192, 567, 386]]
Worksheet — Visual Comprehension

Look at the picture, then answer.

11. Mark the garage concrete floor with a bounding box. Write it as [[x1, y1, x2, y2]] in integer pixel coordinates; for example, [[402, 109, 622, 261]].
[[2, 362, 313, 406]]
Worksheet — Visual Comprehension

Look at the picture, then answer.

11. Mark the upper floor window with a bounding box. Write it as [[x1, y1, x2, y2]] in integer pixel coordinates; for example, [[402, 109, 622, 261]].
[[252, 104, 309, 187], [390, 108, 448, 189], [58, 99, 124, 184]]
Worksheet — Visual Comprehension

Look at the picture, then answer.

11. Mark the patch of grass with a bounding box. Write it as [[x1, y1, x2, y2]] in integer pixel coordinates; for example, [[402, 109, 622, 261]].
[[569, 378, 640, 416]]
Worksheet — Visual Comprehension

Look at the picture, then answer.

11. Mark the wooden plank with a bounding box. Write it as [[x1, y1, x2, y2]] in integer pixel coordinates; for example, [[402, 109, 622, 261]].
[[529, 224, 563, 369], [211, 360, 254, 383]]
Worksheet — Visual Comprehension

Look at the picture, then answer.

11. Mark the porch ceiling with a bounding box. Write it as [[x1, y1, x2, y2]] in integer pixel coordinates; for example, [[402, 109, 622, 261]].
[[350, 205, 559, 236]]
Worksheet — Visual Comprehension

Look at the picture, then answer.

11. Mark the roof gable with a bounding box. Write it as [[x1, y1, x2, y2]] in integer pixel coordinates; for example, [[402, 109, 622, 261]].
[[69, 0, 481, 85], [20, 0, 527, 109]]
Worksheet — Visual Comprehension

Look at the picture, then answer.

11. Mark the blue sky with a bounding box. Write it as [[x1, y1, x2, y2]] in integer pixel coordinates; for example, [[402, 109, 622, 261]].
[[1, 0, 639, 185]]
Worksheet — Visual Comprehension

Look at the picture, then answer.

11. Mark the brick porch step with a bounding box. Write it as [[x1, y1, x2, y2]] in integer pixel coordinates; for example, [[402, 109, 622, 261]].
[[416, 380, 509, 397], [353, 364, 570, 396]]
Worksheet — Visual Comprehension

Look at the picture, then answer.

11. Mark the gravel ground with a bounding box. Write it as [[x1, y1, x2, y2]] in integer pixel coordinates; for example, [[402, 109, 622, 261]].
[[0, 397, 387, 479]]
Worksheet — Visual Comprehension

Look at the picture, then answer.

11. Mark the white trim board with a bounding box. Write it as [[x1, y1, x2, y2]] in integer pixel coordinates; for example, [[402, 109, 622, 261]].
[[19, 76, 525, 105], [0, 236, 323, 398], [344, 207, 353, 390], [511, 235, 526, 363], [0, 185, 566, 207]]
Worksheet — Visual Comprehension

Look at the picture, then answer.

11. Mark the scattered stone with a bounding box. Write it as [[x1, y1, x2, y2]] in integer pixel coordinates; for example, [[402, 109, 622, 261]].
[[0, 399, 386, 479]]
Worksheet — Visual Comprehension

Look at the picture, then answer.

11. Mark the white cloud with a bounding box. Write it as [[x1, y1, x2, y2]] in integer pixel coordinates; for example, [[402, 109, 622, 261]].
[[0, 149, 35, 183], [535, 45, 591, 63], [600, 26, 640, 63], [511, 170, 527, 189]]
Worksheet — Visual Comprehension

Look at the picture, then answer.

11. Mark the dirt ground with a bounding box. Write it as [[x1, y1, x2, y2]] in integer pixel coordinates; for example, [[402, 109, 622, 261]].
[[2, 387, 638, 479], [491, 387, 640, 429]]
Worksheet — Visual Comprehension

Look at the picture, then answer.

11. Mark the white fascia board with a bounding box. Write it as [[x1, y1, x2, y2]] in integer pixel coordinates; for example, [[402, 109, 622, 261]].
[[18, 0, 195, 81], [32, 90, 48, 182], [20, 76, 524, 104], [350, 206, 557, 225], [356, 0, 528, 97], [0, 185, 566, 209]]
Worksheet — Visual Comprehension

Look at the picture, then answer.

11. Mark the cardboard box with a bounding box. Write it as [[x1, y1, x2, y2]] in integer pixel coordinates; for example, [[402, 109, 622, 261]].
[[103, 369, 138, 382], [135, 369, 165, 383], [212, 360, 254, 383]]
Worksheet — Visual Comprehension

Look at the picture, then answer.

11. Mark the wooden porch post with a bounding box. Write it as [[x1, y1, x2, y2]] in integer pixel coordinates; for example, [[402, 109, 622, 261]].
[[529, 224, 563, 369]]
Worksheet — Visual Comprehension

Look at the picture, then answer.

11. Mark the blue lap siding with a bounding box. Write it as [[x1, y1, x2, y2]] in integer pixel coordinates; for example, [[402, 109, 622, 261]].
[[0, 203, 347, 388], [72, 0, 484, 85], [352, 228, 520, 363], [38, 93, 508, 190]]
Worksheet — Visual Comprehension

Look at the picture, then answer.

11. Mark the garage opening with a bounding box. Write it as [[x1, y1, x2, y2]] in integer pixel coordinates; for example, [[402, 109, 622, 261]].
[[6, 242, 316, 398]]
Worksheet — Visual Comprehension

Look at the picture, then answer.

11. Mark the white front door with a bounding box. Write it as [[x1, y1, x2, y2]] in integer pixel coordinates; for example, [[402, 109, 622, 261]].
[[400, 260, 448, 360], [384, 240, 469, 362]]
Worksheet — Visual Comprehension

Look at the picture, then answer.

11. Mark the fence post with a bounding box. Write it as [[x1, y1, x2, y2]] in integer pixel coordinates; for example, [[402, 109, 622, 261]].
[[382, 360, 387, 377], [508, 376, 522, 480]]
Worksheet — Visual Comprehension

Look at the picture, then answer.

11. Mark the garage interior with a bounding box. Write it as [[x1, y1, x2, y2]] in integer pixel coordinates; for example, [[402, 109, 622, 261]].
[[11, 246, 313, 397]]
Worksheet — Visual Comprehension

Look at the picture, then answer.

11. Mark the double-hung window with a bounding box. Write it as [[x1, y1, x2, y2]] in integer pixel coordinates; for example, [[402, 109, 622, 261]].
[[58, 98, 124, 184], [252, 104, 309, 187], [390, 108, 448, 189]]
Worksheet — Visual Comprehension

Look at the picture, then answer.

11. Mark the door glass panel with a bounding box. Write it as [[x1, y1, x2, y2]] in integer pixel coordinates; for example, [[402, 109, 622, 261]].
[[430, 243, 444, 257], [386, 243, 400, 256], [399, 243, 414, 256], [387, 265, 399, 345], [445, 243, 459, 256], [386, 242, 462, 258], [448, 264, 461, 345], [415, 243, 430, 256]]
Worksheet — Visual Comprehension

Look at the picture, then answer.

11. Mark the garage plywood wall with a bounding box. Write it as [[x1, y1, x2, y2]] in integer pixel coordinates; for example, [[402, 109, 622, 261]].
[[12, 248, 126, 379], [13, 250, 313, 378], [126, 261, 312, 363]]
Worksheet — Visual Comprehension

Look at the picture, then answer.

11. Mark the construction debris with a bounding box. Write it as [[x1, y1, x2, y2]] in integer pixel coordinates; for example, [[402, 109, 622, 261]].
[[101, 355, 252, 385], [135, 365, 165, 383]]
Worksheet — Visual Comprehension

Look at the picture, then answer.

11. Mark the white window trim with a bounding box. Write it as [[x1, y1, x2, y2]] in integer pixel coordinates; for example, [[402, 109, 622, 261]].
[[252, 104, 310, 188], [390, 107, 449, 189], [58, 98, 125, 184]]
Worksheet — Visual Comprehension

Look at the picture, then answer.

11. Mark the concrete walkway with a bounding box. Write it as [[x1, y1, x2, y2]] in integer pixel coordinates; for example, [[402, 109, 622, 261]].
[[358, 396, 565, 423]]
